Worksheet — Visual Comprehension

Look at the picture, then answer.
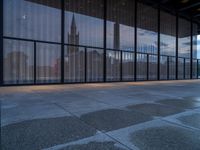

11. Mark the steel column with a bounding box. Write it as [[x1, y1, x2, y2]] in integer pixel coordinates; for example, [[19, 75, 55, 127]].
[[183, 58, 186, 79], [176, 13, 179, 80], [85, 47, 87, 82], [120, 50, 123, 81], [190, 19, 193, 79], [147, 54, 149, 80], [61, 0, 65, 83], [167, 56, 169, 80], [103, 0, 107, 82], [134, 0, 138, 81], [0, 0, 3, 86], [157, 4, 160, 80], [34, 42, 36, 84]]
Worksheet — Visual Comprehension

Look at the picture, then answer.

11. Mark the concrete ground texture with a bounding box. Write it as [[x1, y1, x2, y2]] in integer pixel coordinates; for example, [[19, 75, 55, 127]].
[[1, 80, 200, 150]]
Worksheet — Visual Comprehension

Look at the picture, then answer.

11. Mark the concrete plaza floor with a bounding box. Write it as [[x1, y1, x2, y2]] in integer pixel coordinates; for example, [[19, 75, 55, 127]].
[[1, 80, 200, 150]]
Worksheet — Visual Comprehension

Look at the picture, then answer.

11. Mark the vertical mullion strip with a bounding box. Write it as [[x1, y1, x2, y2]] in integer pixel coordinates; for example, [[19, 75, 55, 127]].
[[198, 59, 199, 79], [120, 50, 122, 81], [103, 0, 106, 82], [167, 56, 169, 80], [0, 0, 3, 85], [34, 41, 36, 84], [85, 47, 87, 82], [184, 58, 186, 79], [134, 0, 137, 81], [147, 54, 149, 80], [190, 19, 193, 79], [61, 0, 64, 83], [176, 12, 178, 80], [157, 4, 160, 80]]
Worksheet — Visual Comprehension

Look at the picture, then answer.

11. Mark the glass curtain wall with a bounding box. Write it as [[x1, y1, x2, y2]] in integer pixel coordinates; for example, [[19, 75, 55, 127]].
[[106, 0, 135, 81], [178, 18, 191, 79], [137, 2, 158, 80], [36, 43, 61, 83], [2, 0, 199, 85], [3, 39, 34, 84], [64, 0, 104, 82], [192, 23, 198, 79], [160, 11, 176, 80], [3, 0, 61, 84]]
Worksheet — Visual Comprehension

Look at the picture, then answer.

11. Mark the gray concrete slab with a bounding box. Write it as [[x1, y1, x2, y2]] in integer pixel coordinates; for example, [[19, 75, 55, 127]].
[[1, 116, 97, 150], [156, 98, 200, 109], [44, 133, 131, 150], [107, 119, 200, 150], [163, 110, 200, 130], [127, 103, 184, 117], [1, 80, 200, 150], [80, 109, 152, 132]]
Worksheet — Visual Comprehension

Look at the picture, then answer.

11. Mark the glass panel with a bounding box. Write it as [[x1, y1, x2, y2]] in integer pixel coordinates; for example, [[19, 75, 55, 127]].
[[192, 59, 197, 79], [65, 0, 104, 48], [168, 57, 176, 79], [160, 56, 168, 80], [64, 46, 85, 82], [185, 58, 190, 79], [122, 52, 134, 81], [178, 58, 184, 79], [36, 43, 61, 83], [137, 53, 147, 80], [160, 11, 176, 56], [87, 48, 104, 82], [4, 0, 61, 42], [178, 18, 191, 58], [193, 23, 198, 59], [106, 50, 121, 81], [3, 39, 34, 84], [107, 0, 135, 51], [149, 55, 157, 80], [137, 2, 158, 54]]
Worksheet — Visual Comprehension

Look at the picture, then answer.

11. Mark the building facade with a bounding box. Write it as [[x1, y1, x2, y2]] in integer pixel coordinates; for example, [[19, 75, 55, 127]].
[[0, 0, 200, 85]]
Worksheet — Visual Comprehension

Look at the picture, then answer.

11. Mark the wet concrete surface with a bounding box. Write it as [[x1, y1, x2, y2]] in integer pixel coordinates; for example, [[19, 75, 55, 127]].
[[1, 116, 96, 150], [178, 113, 200, 129], [1, 80, 200, 150], [156, 98, 200, 109], [127, 103, 184, 117], [60, 142, 127, 150], [130, 126, 200, 150], [80, 109, 152, 132]]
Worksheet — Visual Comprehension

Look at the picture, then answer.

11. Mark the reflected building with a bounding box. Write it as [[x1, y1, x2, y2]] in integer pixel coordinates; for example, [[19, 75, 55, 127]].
[[4, 51, 33, 84]]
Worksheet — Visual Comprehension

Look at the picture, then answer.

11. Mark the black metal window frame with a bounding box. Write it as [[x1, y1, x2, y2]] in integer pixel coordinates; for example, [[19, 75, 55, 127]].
[[0, 0, 199, 86]]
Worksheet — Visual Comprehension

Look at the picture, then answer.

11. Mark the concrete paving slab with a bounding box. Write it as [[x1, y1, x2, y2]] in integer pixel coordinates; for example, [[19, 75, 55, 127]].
[[156, 98, 200, 109], [44, 133, 131, 150], [107, 119, 200, 150], [1, 103, 71, 126], [163, 110, 200, 130], [1, 116, 97, 150], [80, 109, 152, 132], [127, 103, 184, 117]]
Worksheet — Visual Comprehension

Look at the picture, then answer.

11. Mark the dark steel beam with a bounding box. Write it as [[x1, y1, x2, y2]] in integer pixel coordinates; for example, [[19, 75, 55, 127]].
[[134, 0, 138, 81], [179, 2, 200, 11], [85, 47, 87, 82], [34, 42, 36, 84], [103, 0, 107, 82], [0, 0, 3, 86], [190, 19, 193, 79], [176, 13, 179, 80], [157, 4, 160, 80], [61, 0, 64, 83]]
